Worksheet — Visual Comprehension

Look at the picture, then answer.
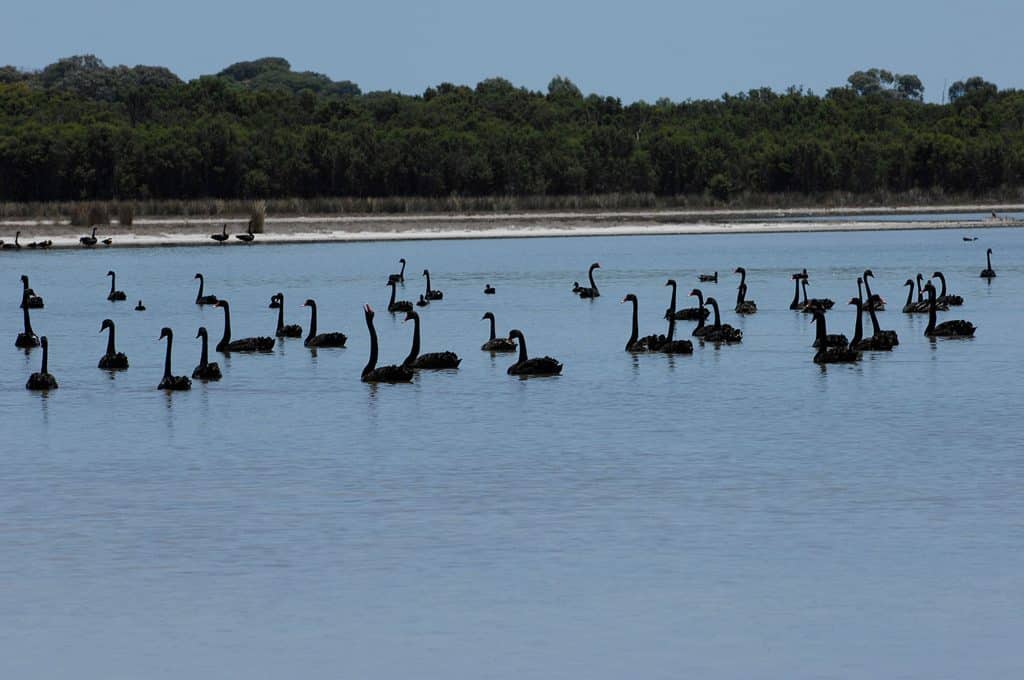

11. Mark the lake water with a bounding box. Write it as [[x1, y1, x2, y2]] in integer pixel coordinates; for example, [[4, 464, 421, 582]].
[[2, 227, 1022, 679]]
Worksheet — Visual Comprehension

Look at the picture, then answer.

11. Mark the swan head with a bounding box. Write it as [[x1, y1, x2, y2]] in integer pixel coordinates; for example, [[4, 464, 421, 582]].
[[399, 258, 406, 264], [857, 277, 863, 285], [924, 282, 936, 294], [904, 279, 914, 287], [734, 267, 745, 275], [364, 304, 375, 321], [214, 300, 228, 309], [688, 288, 701, 297], [386, 280, 396, 287], [590, 262, 601, 271], [106, 270, 115, 277], [916, 273, 923, 282], [196, 327, 207, 339], [622, 294, 637, 304], [194, 273, 202, 280], [100, 318, 114, 332], [302, 299, 315, 308], [481, 312, 495, 321], [665, 279, 676, 287], [40, 336, 48, 350], [403, 310, 419, 323], [931, 271, 942, 279], [987, 248, 993, 255], [848, 297, 861, 306], [20, 274, 28, 284], [159, 327, 173, 340], [508, 329, 524, 341], [422, 269, 430, 276], [705, 296, 718, 307]]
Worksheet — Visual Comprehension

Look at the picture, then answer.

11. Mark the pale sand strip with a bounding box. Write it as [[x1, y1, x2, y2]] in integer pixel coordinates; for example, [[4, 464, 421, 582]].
[[0, 209, 1021, 249]]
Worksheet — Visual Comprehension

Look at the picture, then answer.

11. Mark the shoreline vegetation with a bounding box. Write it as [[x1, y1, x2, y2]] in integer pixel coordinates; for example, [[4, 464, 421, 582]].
[[3, 57, 1024, 210]]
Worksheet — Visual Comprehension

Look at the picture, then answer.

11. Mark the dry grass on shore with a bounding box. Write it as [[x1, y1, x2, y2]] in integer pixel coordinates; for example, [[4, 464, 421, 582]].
[[3, 188, 1024, 222]]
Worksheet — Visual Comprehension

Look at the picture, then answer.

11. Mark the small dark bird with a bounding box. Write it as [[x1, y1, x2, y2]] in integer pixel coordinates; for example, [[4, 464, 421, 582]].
[[484, 284, 496, 295], [135, 300, 146, 311], [416, 294, 430, 307], [699, 272, 718, 283]]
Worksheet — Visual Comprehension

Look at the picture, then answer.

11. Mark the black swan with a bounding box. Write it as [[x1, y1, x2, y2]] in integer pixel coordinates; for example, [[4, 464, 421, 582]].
[[26, 336, 58, 390], [734, 267, 757, 314], [416, 294, 430, 307], [361, 305, 413, 383], [689, 288, 710, 337], [902, 279, 930, 313], [811, 302, 848, 348], [192, 327, 222, 380], [659, 308, 694, 354], [422, 269, 444, 300], [481, 312, 517, 352], [387, 280, 413, 313], [214, 300, 275, 352], [27, 239, 52, 249], [271, 293, 303, 338], [699, 272, 718, 283], [158, 328, 192, 390], [701, 297, 743, 343], [2, 231, 21, 250], [924, 282, 975, 338], [800, 277, 834, 313], [106, 270, 127, 301], [666, 278, 708, 320], [194, 273, 218, 305], [623, 294, 666, 352], [20, 275, 44, 309], [388, 258, 406, 284], [848, 298, 894, 351], [135, 300, 146, 311], [402, 310, 461, 369], [789, 273, 804, 310], [575, 262, 601, 298], [236, 220, 255, 243], [80, 227, 98, 247], [862, 269, 886, 311], [302, 299, 347, 347], [862, 289, 899, 346], [98, 319, 130, 369], [980, 248, 996, 278], [916, 273, 927, 303], [811, 311, 860, 363], [506, 329, 563, 376], [15, 291, 39, 348], [211, 224, 229, 244], [932, 271, 964, 306], [484, 284, 496, 295]]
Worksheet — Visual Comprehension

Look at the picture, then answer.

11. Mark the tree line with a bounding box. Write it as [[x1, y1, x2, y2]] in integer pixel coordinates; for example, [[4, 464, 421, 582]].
[[0, 55, 1020, 204]]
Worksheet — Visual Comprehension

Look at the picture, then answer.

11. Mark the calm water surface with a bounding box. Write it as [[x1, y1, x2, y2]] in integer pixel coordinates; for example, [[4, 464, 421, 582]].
[[1, 227, 1022, 679]]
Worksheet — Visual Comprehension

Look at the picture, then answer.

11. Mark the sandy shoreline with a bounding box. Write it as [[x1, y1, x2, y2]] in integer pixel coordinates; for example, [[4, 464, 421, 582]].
[[0, 205, 1021, 249]]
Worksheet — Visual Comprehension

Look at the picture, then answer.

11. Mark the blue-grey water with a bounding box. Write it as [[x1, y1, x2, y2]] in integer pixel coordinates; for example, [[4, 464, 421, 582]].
[[2, 227, 1022, 679]]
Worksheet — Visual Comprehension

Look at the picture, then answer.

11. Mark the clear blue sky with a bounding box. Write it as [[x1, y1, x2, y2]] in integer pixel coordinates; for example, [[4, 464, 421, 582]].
[[7, 0, 1021, 102]]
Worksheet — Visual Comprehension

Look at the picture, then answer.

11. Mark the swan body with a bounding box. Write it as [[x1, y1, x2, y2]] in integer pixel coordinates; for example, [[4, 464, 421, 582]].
[[26, 336, 58, 390], [481, 312, 517, 352], [848, 299, 894, 351], [98, 319, 129, 369], [924, 283, 975, 338], [799, 278, 834, 313], [575, 263, 601, 298], [192, 327, 222, 380], [861, 270, 886, 311], [302, 299, 347, 347], [931, 271, 964, 306], [387, 280, 413, 313], [403, 311, 461, 369], [79, 227, 98, 247], [194, 273, 218, 305], [811, 312, 859, 363], [980, 248, 996, 278], [507, 329, 562, 375], [158, 327, 192, 390], [734, 268, 757, 314], [106, 270, 126, 301], [701, 297, 742, 343], [388, 258, 406, 284], [422, 269, 444, 300], [623, 294, 666, 352], [271, 293, 303, 338], [20, 275, 44, 308], [236, 220, 255, 243], [361, 305, 413, 383], [214, 300, 275, 352], [15, 291, 39, 348]]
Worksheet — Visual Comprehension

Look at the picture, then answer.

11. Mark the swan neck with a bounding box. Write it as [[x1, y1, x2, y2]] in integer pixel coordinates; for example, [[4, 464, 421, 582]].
[[363, 314, 379, 375], [937, 273, 947, 297], [200, 332, 209, 366], [389, 284, 397, 305], [815, 314, 826, 342], [307, 303, 317, 340], [801, 278, 808, 304], [163, 335, 173, 378], [196, 276, 204, 301], [791, 278, 800, 306], [488, 316, 496, 340], [852, 302, 863, 345], [41, 341, 49, 374], [711, 300, 721, 328], [109, 273, 115, 294], [629, 299, 639, 345], [517, 334, 528, 363], [588, 267, 597, 292], [276, 298, 285, 332], [404, 315, 420, 365], [220, 305, 231, 344], [23, 299, 32, 334], [105, 325, 116, 355]]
